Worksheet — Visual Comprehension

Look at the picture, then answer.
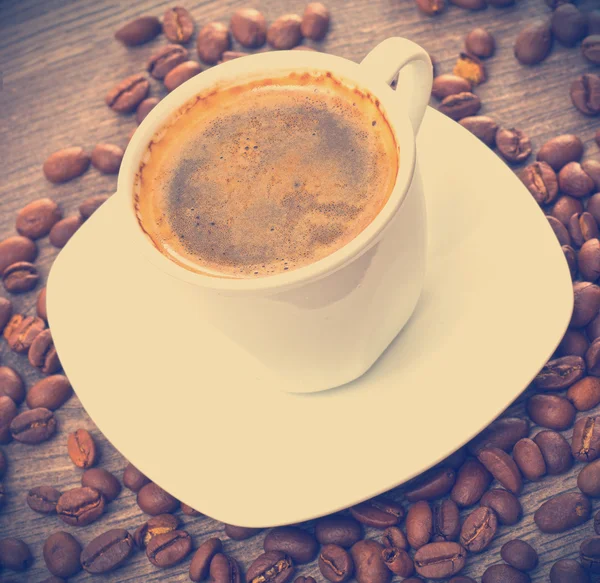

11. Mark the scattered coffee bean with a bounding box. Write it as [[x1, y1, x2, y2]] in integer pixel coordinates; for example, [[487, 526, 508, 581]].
[[480, 488, 522, 525], [405, 467, 455, 502], [27, 375, 73, 411], [0, 366, 24, 403], [211, 553, 242, 583], [578, 459, 600, 496], [563, 245, 578, 279], [583, 35, 600, 64], [535, 491, 591, 532], [301, 3, 330, 40], [451, 458, 492, 507], [406, 501, 433, 549], [224, 524, 263, 540], [136, 97, 160, 125], [43, 147, 90, 184], [459, 116, 498, 147], [0, 395, 17, 443], [268, 14, 304, 49], [349, 497, 404, 528], [569, 377, 600, 410], [459, 506, 497, 553], [28, 329, 61, 374], [549, 558, 589, 583], [432, 499, 460, 541], [534, 355, 585, 390], [264, 526, 318, 564], [197, 22, 231, 64], [583, 160, 600, 190], [247, 550, 296, 583], [588, 338, 600, 374], [469, 417, 529, 454], [0, 537, 33, 571], [381, 546, 412, 577], [416, 0, 447, 15], [513, 438, 546, 480], [123, 462, 150, 492], [482, 564, 531, 583], [81, 528, 133, 573], [514, 20, 553, 65], [43, 531, 82, 577], [534, 429, 573, 474], [67, 428, 97, 468], [106, 74, 150, 113], [5, 314, 44, 353], [230, 8, 267, 47], [537, 134, 583, 171], [0, 236, 37, 276], [571, 74, 600, 116], [319, 544, 354, 582], [137, 482, 179, 515], [521, 161, 558, 204], [316, 516, 362, 548], [453, 53, 486, 85], [431, 74, 471, 100], [115, 15, 161, 46], [465, 28, 495, 58], [558, 330, 590, 358], [351, 540, 390, 583], [163, 6, 195, 43], [16, 197, 62, 239], [3, 261, 39, 293], [438, 92, 481, 120], [382, 526, 408, 550], [496, 128, 532, 163], [551, 195, 584, 226], [11, 407, 56, 443], [79, 195, 109, 220], [134, 513, 179, 548], [572, 415, 600, 462], [528, 394, 576, 430], [91, 143, 123, 175], [181, 502, 201, 516], [146, 529, 192, 568], [82, 467, 121, 502], [413, 541, 466, 579], [189, 537, 223, 581], [580, 536, 600, 572], [27, 485, 61, 514], [57, 486, 105, 527], [501, 539, 538, 571], [559, 162, 595, 198], [147, 44, 188, 79], [50, 215, 83, 248], [572, 282, 600, 326], [552, 4, 588, 46], [569, 213, 599, 248], [221, 50, 250, 61], [164, 61, 202, 91]]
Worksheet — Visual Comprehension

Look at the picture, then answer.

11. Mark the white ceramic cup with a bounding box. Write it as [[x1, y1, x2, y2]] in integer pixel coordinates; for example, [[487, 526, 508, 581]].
[[120, 37, 433, 393]]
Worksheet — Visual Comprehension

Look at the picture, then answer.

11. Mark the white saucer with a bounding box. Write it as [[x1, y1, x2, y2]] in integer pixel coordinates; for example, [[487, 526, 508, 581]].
[[48, 107, 573, 528]]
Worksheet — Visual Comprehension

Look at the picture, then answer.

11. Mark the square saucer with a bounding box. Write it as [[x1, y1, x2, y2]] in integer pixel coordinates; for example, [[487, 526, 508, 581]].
[[47, 107, 573, 527]]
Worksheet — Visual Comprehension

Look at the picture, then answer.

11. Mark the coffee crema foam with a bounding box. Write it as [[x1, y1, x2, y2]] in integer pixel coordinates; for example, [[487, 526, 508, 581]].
[[135, 72, 399, 278]]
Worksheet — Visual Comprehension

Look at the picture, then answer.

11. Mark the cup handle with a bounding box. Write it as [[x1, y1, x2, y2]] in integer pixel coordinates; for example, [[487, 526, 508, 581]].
[[360, 38, 433, 134]]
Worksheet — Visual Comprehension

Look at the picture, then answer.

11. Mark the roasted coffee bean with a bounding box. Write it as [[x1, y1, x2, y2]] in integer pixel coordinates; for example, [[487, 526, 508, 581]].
[[79, 194, 109, 220], [197, 22, 232, 64], [432, 499, 460, 541], [431, 74, 471, 100], [0, 537, 33, 571], [583, 35, 600, 64], [221, 50, 250, 61], [5, 314, 44, 353], [134, 513, 179, 548], [67, 428, 97, 468], [163, 6, 195, 43], [552, 4, 588, 46], [28, 329, 60, 374], [43, 147, 90, 184], [225, 524, 262, 540], [349, 497, 404, 528], [573, 282, 600, 324], [538, 134, 584, 171], [534, 491, 591, 532], [381, 546, 412, 577], [316, 516, 362, 548], [459, 506, 497, 553], [3, 261, 39, 293], [264, 526, 318, 564], [569, 377, 600, 410], [550, 559, 590, 583], [468, 417, 529, 454], [513, 438, 546, 480], [137, 482, 179, 515], [106, 74, 150, 113], [580, 537, 600, 572], [451, 459, 492, 507], [0, 236, 37, 276], [480, 489, 522, 525], [482, 564, 531, 583], [560, 162, 596, 198], [583, 160, 600, 191], [146, 529, 192, 568], [0, 366, 24, 403], [572, 415, 600, 462], [189, 537, 222, 581], [136, 97, 160, 125], [534, 355, 585, 390], [91, 143, 123, 175], [496, 128, 532, 163], [453, 52, 485, 86], [230, 8, 267, 47], [82, 468, 121, 502], [552, 196, 584, 226], [319, 544, 354, 582], [444, 449, 468, 470], [465, 28, 495, 58], [0, 396, 17, 443], [406, 501, 433, 550], [123, 462, 150, 492], [578, 459, 600, 496], [382, 526, 408, 550], [416, 0, 446, 15], [405, 467, 455, 502], [514, 20, 553, 65], [521, 161, 558, 204], [267, 14, 303, 49], [571, 74, 600, 116], [527, 394, 576, 430], [43, 531, 82, 577], [164, 61, 202, 92], [115, 16, 161, 46], [211, 553, 242, 583], [350, 540, 390, 583], [559, 332, 590, 361], [147, 44, 188, 79], [564, 245, 578, 279], [57, 486, 105, 526], [569, 213, 599, 247], [459, 116, 498, 147], [501, 539, 538, 571], [27, 485, 61, 514], [246, 550, 296, 583], [27, 375, 71, 410], [438, 92, 481, 120], [534, 430, 573, 474], [588, 338, 600, 374], [11, 407, 56, 443], [0, 296, 12, 332], [181, 502, 201, 516], [414, 542, 466, 579], [301, 3, 330, 40], [81, 528, 133, 573]]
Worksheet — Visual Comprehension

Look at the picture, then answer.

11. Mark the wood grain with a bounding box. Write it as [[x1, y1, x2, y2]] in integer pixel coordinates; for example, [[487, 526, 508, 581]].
[[1, 0, 600, 580]]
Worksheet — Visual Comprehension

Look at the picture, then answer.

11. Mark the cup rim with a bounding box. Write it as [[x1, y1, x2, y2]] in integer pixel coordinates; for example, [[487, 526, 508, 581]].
[[119, 49, 417, 294]]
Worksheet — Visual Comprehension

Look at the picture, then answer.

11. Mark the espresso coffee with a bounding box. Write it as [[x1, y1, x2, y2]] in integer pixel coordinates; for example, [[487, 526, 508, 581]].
[[135, 72, 398, 278]]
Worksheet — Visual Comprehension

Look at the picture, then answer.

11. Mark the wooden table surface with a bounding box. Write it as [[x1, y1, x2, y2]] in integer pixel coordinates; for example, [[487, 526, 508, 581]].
[[1, 0, 600, 581]]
